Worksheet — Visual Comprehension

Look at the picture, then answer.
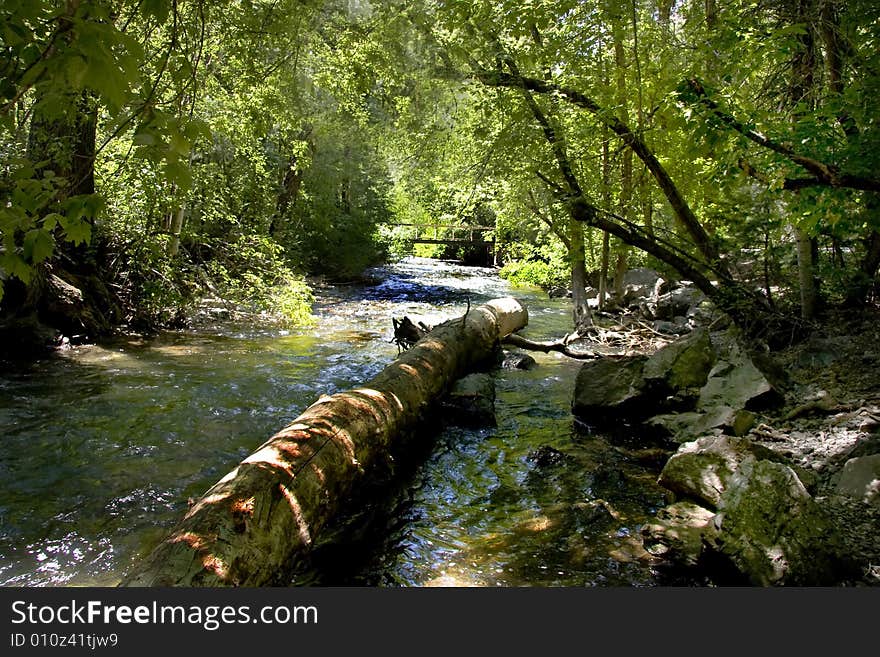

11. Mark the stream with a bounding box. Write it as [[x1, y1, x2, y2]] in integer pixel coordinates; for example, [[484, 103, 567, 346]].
[[0, 257, 670, 587]]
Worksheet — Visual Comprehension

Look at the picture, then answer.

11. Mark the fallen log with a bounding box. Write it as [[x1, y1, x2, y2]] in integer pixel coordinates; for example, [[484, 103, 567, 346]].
[[120, 297, 527, 586]]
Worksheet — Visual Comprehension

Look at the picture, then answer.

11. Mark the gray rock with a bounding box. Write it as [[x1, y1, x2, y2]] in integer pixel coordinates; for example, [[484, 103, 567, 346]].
[[834, 455, 880, 506], [572, 356, 649, 423], [652, 320, 691, 336], [708, 459, 847, 586], [655, 285, 706, 320], [645, 412, 708, 442], [617, 268, 666, 308], [698, 332, 782, 412], [646, 406, 757, 444]]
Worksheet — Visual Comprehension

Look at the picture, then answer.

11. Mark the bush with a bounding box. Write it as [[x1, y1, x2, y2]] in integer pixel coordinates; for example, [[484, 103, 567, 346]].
[[499, 259, 568, 291]]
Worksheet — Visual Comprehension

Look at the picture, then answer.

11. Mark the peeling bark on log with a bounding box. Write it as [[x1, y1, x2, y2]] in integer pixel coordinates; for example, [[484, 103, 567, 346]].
[[120, 297, 527, 586]]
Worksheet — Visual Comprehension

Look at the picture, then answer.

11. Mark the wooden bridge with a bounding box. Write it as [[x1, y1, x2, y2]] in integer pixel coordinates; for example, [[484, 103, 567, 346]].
[[392, 223, 496, 250]]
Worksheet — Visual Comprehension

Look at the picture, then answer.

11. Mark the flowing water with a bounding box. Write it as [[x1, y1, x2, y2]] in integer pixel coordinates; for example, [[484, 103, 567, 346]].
[[0, 257, 669, 587]]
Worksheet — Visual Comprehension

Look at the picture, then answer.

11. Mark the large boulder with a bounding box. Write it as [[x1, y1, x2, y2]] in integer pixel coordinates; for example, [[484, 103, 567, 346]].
[[658, 435, 785, 509], [616, 268, 666, 308], [707, 460, 848, 586], [654, 284, 706, 321], [697, 333, 782, 412], [643, 327, 714, 394], [572, 356, 649, 424]]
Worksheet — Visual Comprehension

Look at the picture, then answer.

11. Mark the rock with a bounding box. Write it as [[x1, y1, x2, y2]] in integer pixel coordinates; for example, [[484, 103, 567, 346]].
[[658, 435, 789, 509], [697, 331, 783, 412], [652, 319, 691, 336], [527, 445, 570, 467], [44, 272, 116, 336], [654, 285, 706, 321], [572, 356, 649, 423], [502, 352, 537, 370], [0, 313, 60, 358], [848, 435, 880, 458], [441, 373, 496, 427], [616, 268, 666, 308], [834, 455, 880, 506], [708, 460, 848, 586], [688, 299, 730, 329], [647, 407, 757, 444], [642, 501, 715, 567], [645, 411, 710, 442], [731, 409, 756, 436], [570, 499, 617, 528], [643, 327, 715, 394]]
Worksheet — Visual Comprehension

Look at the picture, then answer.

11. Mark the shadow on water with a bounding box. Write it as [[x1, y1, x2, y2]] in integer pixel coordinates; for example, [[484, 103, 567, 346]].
[[288, 360, 673, 587]]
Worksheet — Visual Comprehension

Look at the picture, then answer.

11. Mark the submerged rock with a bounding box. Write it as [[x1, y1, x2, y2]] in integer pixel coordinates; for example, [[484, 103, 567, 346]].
[[502, 352, 537, 370], [441, 373, 496, 427]]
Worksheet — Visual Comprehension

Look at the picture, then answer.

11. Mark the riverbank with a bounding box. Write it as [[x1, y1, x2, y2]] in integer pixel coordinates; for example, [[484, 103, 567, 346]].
[[589, 305, 880, 586]]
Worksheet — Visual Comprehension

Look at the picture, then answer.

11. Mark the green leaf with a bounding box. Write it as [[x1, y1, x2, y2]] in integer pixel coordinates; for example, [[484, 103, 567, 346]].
[[183, 118, 212, 142], [169, 129, 191, 157], [42, 213, 63, 231], [63, 53, 89, 88], [164, 160, 193, 191], [141, 0, 171, 24], [0, 252, 32, 284], [58, 215, 92, 246], [23, 228, 55, 264]]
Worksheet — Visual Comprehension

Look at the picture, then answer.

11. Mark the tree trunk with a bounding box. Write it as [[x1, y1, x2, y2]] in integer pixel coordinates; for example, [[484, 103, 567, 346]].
[[167, 205, 185, 257], [27, 91, 98, 200], [786, 0, 820, 319], [599, 230, 610, 310], [569, 217, 592, 329], [120, 297, 528, 586], [796, 228, 817, 319], [613, 247, 628, 302], [610, 1, 631, 306]]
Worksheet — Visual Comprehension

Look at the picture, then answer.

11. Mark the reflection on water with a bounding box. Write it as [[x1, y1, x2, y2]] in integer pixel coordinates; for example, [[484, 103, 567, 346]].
[[0, 257, 667, 587]]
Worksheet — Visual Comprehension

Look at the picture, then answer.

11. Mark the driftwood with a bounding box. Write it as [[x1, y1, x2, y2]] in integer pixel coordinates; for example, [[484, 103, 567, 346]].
[[121, 297, 527, 586], [502, 333, 604, 360], [391, 316, 431, 353]]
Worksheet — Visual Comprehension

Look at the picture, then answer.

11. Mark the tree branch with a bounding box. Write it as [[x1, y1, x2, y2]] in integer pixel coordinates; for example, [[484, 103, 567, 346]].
[[683, 77, 880, 192], [475, 69, 724, 268]]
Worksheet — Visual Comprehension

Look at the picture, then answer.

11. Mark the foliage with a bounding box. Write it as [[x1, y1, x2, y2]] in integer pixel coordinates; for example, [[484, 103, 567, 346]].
[[2, 0, 879, 336]]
